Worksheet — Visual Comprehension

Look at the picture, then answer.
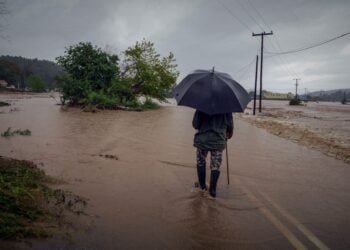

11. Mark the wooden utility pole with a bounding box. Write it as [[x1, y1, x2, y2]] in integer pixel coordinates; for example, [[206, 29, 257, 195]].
[[294, 78, 300, 99], [252, 31, 273, 112], [253, 55, 259, 115]]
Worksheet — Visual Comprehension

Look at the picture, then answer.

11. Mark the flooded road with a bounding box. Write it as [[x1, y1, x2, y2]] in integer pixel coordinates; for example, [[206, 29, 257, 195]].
[[1, 94, 350, 249]]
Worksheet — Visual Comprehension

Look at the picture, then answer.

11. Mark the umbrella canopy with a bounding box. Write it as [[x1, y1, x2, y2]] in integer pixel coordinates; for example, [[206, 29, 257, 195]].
[[173, 69, 251, 115]]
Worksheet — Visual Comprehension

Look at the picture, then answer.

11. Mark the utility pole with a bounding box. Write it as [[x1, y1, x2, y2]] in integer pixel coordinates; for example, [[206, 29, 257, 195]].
[[253, 55, 259, 115], [293, 78, 300, 99], [252, 31, 273, 112], [304, 88, 308, 101]]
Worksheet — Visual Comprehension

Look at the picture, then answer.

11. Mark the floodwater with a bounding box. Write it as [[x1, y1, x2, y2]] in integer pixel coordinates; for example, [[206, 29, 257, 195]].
[[247, 100, 350, 145], [1, 94, 350, 249]]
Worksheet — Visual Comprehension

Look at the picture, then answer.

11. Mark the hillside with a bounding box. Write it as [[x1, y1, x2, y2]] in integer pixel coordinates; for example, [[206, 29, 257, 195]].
[[0, 55, 63, 90], [301, 89, 350, 102]]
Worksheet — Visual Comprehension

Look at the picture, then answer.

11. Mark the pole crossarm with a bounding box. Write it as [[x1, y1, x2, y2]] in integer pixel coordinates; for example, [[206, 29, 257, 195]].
[[252, 31, 273, 36]]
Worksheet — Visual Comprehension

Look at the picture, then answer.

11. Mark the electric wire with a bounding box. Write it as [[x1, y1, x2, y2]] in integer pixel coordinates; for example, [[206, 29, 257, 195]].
[[233, 56, 256, 75], [265, 31, 350, 55], [236, 0, 265, 32], [216, 0, 260, 45], [244, 0, 301, 78], [217, 0, 254, 33]]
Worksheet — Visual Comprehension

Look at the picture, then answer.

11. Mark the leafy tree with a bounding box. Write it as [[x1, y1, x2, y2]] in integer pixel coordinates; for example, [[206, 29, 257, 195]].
[[55, 74, 90, 105], [0, 60, 20, 86], [108, 78, 135, 104], [27, 74, 46, 92], [56, 42, 119, 90], [121, 39, 179, 102]]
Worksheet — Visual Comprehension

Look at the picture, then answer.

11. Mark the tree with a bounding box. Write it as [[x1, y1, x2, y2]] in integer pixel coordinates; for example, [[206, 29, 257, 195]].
[[56, 42, 119, 91], [121, 39, 179, 102], [27, 74, 46, 92], [0, 59, 20, 86]]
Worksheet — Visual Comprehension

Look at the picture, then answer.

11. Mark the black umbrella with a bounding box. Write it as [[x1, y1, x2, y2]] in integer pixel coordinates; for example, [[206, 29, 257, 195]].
[[173, 69, 251, 115]]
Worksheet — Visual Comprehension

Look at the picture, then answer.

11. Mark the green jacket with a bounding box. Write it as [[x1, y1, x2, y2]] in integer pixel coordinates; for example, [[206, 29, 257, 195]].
[[192, 111, 233, 151]]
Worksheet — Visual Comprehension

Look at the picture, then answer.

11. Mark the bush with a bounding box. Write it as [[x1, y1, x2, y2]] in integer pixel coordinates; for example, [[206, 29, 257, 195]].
[[108, 78, 135, 104], [1, 128, 31, 137], [142, 98, 160, 110], [289, 99, 301, 105], [27, 75, 46, 92], [55, 74, 90, 105], [83, 91, 117, 109]]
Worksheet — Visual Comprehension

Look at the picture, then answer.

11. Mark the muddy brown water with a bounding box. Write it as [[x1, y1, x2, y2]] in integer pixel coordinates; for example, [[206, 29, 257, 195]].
[[1, 94, 350, 249]]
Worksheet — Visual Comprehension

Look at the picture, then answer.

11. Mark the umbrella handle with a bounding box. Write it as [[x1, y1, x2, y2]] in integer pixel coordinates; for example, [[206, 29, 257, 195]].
[[226, 141, 230, 185]]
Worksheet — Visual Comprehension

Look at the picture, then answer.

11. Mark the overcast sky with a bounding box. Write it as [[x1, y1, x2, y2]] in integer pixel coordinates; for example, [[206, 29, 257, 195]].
[[1, 0, 350, 92]]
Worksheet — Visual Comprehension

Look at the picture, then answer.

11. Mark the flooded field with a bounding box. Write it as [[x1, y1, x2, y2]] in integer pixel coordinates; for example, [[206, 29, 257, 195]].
[[1, 93, 350, 249], [242, 100, 350, 163]]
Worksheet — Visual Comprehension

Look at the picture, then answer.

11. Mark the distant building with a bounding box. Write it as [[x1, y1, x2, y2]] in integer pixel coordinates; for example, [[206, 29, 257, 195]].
[[0, 80, 9, 88]]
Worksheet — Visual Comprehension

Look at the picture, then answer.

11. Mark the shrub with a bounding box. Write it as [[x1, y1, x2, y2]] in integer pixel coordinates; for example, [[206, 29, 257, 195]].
[[142, 98, 160, 110], [289, 99, 301, 105], [83, 91, 117, 109], [55, 74, 90, 105], [27, 75, 46, 92]]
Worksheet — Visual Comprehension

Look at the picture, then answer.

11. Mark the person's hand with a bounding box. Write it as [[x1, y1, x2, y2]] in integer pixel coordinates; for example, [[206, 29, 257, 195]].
[[227, 130, 233, 139]]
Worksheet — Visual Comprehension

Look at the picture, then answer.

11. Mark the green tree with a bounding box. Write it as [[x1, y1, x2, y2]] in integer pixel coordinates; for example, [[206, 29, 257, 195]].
[[121, 39, 179, 102], [56, 42, 119, 91], [0, 60, 19, 86], [27, 74, 46, 92], [55, 74, 90, 105]]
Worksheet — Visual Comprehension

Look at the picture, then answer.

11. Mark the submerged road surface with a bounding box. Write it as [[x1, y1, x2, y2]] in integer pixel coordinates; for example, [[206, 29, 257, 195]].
[[0, 95, 349, 249]]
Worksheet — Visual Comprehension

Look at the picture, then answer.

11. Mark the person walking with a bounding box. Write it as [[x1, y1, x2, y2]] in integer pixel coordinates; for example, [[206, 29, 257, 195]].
[[192, 110, 233, 198]]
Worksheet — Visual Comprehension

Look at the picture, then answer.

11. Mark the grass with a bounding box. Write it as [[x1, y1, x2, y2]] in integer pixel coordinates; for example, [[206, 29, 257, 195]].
[[1, 128, 31, 137], [0, 156, 87, 240], [0, 157, 52, 239]]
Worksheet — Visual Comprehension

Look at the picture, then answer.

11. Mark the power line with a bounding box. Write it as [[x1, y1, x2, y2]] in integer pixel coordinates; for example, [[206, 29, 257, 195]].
[[235, 59, 255, 80], [266, 31, 350, 55], [236, 0, 265, 31], [265, 37, 301, 78], [233, 56, 256, 74], [246, 0, 271, 31], [216, 0, 260, 46], [217, 0, 255, 34], [244, 0, 301, 77]]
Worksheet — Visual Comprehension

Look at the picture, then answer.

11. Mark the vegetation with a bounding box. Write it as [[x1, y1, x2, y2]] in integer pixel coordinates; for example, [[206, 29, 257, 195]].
[[0, 101, 10, 106], [248, 90, 294, 100], [56, 42, 119, 91], [0, 156, 87, 240], [121, 39, 179, 102], [1, 128, 31, 137], [289, 98, 301, 106], [26, 74, 46, 92], [0, 56, 63, 90], [0, 157, 54, 239], [341, 92, 347, 104], [55, 40, 178, 110]]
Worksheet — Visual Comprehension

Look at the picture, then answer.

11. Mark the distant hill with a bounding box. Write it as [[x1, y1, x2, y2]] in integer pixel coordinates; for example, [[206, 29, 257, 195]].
[[0, 55, 63, 90], [301, 89, 350, 102]]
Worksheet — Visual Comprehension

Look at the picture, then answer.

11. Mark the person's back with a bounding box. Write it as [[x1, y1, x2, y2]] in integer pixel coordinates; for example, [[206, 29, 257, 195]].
[[192, 110, 233, 198]]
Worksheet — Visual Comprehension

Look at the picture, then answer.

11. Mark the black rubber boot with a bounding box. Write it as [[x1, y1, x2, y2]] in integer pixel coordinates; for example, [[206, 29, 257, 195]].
[[197, 166, 207, 190], [209, 170, 220, 198]]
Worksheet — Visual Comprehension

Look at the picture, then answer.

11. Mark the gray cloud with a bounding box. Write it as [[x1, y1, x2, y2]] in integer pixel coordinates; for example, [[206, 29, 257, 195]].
[[1, 0, 349, 92]]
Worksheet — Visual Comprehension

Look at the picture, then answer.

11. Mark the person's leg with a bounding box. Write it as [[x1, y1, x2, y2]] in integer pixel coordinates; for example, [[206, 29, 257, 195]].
[[196, 148, 208, 190], [209, 150, 223, 197]]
